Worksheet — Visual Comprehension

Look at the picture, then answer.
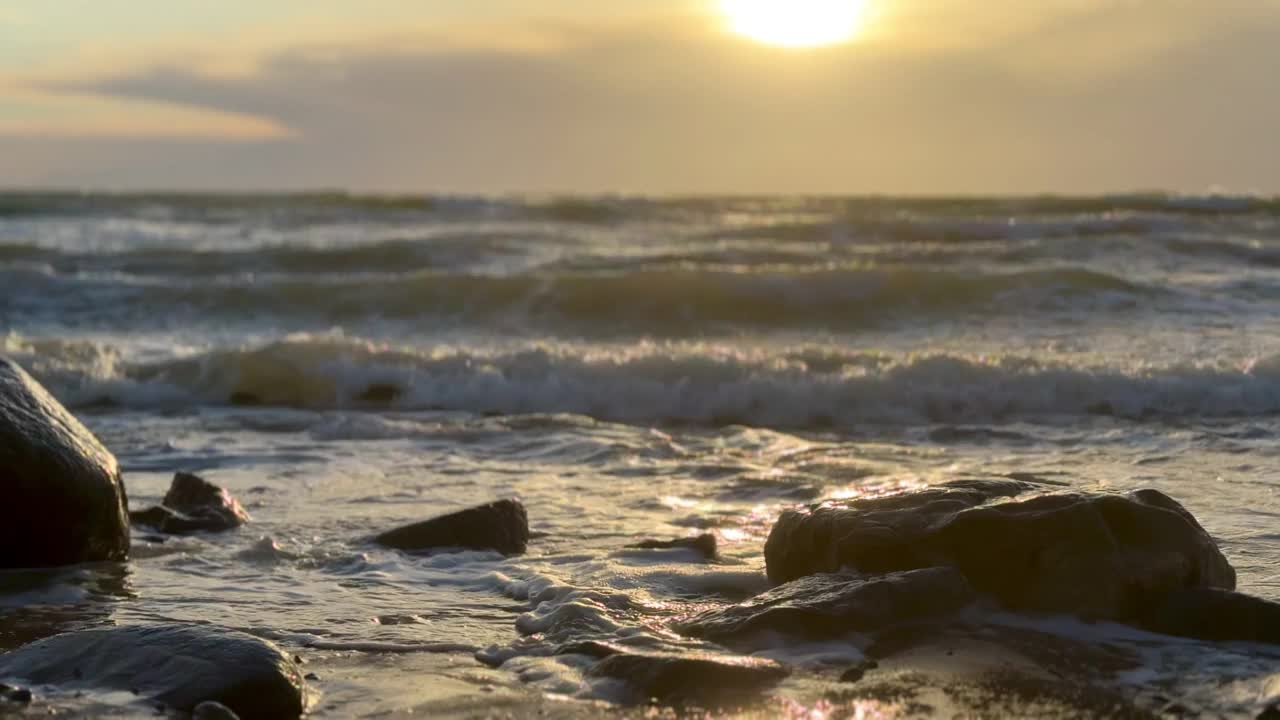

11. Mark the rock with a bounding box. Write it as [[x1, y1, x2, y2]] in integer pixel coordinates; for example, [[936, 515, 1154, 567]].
[[588, 652, 789, 705], [374, 499, 529, 555], [1141, 587, 1280, 644], [764, 479, 1236, 622], [0, 357, 129, 567], [677, 568, 977, 643], [627, 534, 717, 558], [130, 472, 250, 535], [0, 624, 306, 719]]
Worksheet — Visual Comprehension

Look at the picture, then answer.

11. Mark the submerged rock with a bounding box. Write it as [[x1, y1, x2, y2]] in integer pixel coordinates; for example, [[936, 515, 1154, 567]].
[[130, 472, 250, 535], [0, 624, 306, 719], [375, 498, 529, 555], [627, 534, 717, 558], [0, 356, 129, 567], [765, 479, 1235, 622], [677, 567, 977, 643], [589, 652, 789, 705]]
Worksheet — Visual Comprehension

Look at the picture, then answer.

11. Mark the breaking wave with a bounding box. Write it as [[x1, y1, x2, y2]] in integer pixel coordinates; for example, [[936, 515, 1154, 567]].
[[10, 334, 1280, 428]]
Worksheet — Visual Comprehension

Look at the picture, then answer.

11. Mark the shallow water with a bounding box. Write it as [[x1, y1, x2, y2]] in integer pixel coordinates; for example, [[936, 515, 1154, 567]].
[[3, 193, 1280, 716]]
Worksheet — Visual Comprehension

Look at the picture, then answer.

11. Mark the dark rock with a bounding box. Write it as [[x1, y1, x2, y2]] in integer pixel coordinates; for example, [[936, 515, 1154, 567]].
[[840, 660, 878, 684], [677, 568, 977, 643], [764, 479, 1235, 622], [627, 534, 717, 558], [374, 498, 529, 555], [0, 356, 130, 567], [1141, 587, 1280, 644], [129, 472, 250, 535], [588, 652, 789, 705], [1259, 703, 1280, 720], [0, 624, 305, 719]]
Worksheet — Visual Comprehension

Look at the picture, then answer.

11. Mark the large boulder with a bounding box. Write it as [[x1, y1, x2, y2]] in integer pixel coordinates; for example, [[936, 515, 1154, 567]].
[[130, 472, 250, 535], [374, 498, 529, 555], [764, 479, 1235, 622], [0, 624, 306, 719], [677, 567, 977, 643], [0, 357, 129, 567]]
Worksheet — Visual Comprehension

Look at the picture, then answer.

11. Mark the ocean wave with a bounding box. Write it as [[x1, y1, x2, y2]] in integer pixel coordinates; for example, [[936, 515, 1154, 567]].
[[9, 334, 1280, 427], [3, 191, 1279, 222], [0, 265, 1150, 334], [0, 233, 537, 277]]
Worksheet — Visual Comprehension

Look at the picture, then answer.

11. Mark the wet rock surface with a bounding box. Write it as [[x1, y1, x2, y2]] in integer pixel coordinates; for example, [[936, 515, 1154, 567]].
[[677, 567, 977, 643], [0, 357, 130, 568], [765, 479, 1236, 622], [130, 472, 250, 535], [375, 498, 529, 555], [0, 623, 306, 719], [818, 621, 1161, 718], [1141, 587, 1280, 644], [588, 652, 789, 705]]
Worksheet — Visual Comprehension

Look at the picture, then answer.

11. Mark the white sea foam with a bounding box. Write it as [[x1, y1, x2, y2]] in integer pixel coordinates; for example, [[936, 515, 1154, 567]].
[[9, 333, 1280, 428]]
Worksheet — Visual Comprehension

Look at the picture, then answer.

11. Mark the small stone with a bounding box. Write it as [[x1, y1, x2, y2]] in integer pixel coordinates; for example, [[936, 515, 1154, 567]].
[[839, 660, 878, 684], [627, 534, 717, 558], [129, 472, 250, 535]]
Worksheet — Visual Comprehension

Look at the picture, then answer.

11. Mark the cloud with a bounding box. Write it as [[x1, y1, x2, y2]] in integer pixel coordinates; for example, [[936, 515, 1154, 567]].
[[0, 88, 292, 140], [5, 1, 1280, 193]]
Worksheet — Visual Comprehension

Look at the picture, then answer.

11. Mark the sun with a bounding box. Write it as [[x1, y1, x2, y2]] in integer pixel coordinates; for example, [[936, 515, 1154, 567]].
[[720, 0, 869, 48]]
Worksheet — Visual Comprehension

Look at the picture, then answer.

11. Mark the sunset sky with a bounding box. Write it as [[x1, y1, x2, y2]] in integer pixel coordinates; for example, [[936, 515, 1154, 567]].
[[2, 0, 1278, 194]]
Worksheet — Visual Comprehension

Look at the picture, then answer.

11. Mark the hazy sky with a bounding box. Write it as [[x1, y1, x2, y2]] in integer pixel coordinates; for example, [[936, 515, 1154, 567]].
[[2, 0, 1278, 194]]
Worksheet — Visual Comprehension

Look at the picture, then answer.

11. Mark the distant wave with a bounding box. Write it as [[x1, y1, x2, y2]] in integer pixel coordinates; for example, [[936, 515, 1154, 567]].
[[2, 191, 1278, 222], [10, 334, 1280, 428], [0, 265, 1151, 334]]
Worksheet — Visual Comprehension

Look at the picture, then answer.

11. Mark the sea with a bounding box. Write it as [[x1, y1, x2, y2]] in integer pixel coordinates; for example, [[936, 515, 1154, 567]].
[[2, 192, 1280, 716]]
